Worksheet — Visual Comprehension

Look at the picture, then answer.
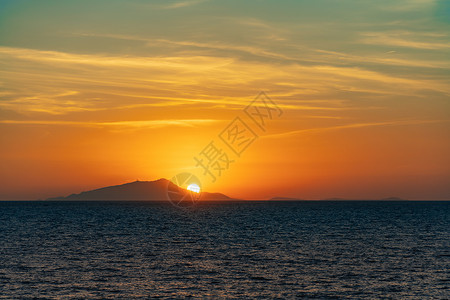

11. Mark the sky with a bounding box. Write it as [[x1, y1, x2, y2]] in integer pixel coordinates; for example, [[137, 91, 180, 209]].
[[0, 0, 449, 200]]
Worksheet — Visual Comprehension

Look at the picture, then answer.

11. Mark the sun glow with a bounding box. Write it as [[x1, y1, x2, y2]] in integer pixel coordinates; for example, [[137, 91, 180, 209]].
[[187, 183, 201, 193]]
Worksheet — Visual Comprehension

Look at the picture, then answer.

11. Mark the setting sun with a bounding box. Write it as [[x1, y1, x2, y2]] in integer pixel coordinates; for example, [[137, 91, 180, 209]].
[[187, 184, 201, 194]]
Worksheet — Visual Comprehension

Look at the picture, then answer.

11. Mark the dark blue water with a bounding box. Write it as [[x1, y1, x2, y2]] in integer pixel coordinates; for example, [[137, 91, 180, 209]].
[[0, 201, 448, 299]]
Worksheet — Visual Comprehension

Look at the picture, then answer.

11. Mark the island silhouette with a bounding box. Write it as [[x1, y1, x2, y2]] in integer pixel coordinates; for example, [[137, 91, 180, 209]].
[[44, 179, 407, 201], [46, 178, 233, 201]]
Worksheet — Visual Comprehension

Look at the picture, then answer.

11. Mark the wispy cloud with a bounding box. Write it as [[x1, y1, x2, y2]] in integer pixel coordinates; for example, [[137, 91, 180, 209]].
[[0, 119, 219, 128], [0, 46, 231, 69], [315, 49, 450, 69], [264, 120, 450, 139], [0, 90, 95, 114], [380, 0, 436, 11], [360, 32, 450, 50], [74, 33, 293, 61], [161, 0, 208, 9], [147, 38, 293, 61]]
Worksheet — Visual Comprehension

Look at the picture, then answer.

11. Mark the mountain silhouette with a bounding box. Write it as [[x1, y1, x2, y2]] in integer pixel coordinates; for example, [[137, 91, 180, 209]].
[[46, 178, 233, 201]]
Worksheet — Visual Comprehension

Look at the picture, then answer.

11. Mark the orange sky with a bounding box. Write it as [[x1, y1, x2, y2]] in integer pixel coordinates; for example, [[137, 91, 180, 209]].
[[0, 0, 449, 200]]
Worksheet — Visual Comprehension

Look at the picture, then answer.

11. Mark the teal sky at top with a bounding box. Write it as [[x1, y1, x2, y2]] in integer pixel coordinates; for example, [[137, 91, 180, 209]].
[[1, 0, 448, 58]]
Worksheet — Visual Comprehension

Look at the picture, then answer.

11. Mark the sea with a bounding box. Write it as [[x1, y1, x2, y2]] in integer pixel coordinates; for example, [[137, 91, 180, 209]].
[[0, 201, 448, 299]]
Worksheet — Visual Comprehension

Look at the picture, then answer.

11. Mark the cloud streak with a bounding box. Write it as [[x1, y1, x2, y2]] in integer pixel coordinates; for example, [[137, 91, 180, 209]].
[[161, 0, 208, 9], [0, 119, 219, 128], [360, 32, 450, 50], [264, 120, 450, 139], [0, 46, 231, 69]]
